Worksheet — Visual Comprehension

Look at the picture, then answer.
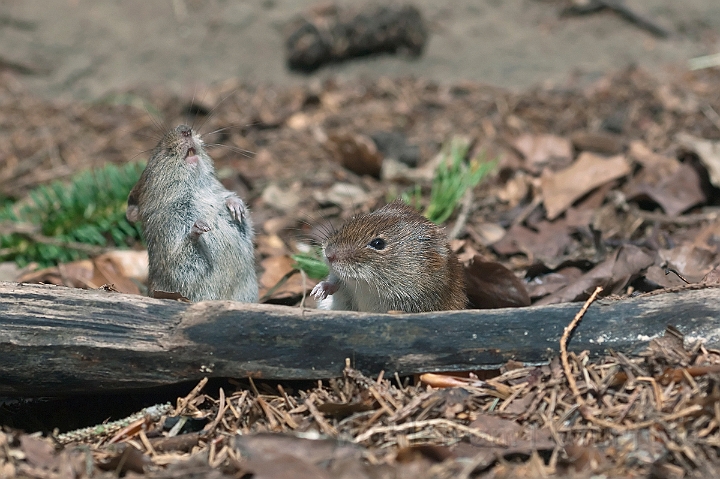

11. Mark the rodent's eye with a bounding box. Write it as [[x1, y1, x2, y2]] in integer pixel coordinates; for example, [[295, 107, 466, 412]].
[[368, 238, 386, 250]]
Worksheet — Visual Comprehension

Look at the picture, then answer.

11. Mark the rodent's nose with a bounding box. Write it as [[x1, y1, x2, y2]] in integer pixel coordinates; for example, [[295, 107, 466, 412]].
[[325, 247, 337, 263], [178, 125, 192, 138]]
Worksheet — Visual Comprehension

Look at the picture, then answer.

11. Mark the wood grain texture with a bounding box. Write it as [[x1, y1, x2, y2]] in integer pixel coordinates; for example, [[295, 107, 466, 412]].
[[0, 282, 718, 396]]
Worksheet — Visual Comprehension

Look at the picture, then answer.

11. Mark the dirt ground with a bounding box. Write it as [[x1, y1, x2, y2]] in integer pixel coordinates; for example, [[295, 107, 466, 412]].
[[1, 0, 719, 100]]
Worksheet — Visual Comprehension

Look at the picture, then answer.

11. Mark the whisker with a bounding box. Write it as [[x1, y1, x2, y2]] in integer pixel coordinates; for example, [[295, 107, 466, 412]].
[[133, 131, 163, 142], [196, 88, 238, 135], [188, 86, 199, 130], [202, 123, 249, 138], [128, 146, 156, 162], [144, 102, 168, 134], [204, 143, 255, 159]]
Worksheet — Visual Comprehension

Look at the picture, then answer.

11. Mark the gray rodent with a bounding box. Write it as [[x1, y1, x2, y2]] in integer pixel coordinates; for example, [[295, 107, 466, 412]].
[[127, 124, 258, 302], [311, 200, 466, 313]]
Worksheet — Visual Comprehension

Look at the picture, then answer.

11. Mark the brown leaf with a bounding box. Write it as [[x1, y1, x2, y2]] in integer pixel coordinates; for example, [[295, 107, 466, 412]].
[[513, 134, 572, 173], [256, 234, 290, 257], [702, 264, 720, 284], [541, 152, 631, 220], [396, 444, 454, 463], [235, 433, 362, 467], [149, 432, 201, 453], [242, 454, 332, 479], [16, 250, 148, 294], [660, 243, 718, 282], [570, 131, 624, 155], [496, 172, 531, 207], [559, 444, 607, 473], [464, 255, 530, 309], [152, 291, 191, 302], [317, 400, 375, 416], [645, 265, 688, 289], [93, 251, 148, 295], [491, 221, 573, 267], [261, 182, 302, 213], [677, 132, 720, 188], [96, 444, 148, 474], [327, 133, 383, 177], [535, 244, 654, 305], [468, 414, 554, 452], [627, 140, 673, 169], [525, 267, 583, 299], [625, 161, 705, 216], [19, 436, 57, 469], [259, 255, 317, 301]]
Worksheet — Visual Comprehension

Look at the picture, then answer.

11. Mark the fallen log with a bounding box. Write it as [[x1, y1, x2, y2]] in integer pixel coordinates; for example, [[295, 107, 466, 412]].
[[0, 282, 718, 396]]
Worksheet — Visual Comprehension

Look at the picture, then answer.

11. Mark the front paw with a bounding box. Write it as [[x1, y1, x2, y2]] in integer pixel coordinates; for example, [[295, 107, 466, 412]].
[[225, 196, 247, 222], [311, 280, 339, 300], [190, 220, 211, 239]]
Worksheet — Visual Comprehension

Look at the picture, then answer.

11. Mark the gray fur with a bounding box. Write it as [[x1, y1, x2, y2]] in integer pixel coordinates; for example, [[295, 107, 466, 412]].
[[128, 125, 258, 303]]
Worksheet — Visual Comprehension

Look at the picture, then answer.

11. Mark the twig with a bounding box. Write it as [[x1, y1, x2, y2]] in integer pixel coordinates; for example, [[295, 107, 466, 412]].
[[299, 269, 308, 309], [55, 403, 172, 444], [204, 387, 227, 435], [561, 0, 669, 38], [561, 286, 603, 404], [511, 194, 542, 227], [354, 418, 509, 446], [689, 53, 720, 71], [449, 189, 474, 239], [665, 268, 691, 284], [305, 393, 339, 436], [259, 269, 297, 303], [702, 104, 720, 133], [631, 207, 720, 225], [0, 221, 112, 256], [176, 377, 208, 415]]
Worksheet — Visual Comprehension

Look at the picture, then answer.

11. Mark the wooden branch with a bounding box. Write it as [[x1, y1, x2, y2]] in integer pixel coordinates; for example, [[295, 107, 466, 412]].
[[0, 282, 717, 396]]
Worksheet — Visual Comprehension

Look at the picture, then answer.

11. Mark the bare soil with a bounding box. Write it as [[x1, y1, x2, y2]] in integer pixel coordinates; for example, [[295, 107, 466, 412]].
[[0, 0, 719, 100]]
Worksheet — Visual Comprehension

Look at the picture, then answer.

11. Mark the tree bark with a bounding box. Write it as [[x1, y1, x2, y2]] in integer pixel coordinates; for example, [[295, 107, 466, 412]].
[[0, 282, 717, 396]]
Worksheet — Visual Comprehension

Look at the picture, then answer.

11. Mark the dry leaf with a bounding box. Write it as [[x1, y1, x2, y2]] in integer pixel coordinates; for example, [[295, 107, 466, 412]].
[[525, 266, 583, 299], [259, 255, 316, 301], [570, 131, 624, 155], [492, 221, 573, 267], [513, 133, 572, 172], [261, 182, 302, 212], [327, 133, 383, 177], [625, 161, 705, 216], [660, 243, 718, 282], [677, 132, 720, 188], [541, 152, 631, 220], [536, 244, 654, 305]]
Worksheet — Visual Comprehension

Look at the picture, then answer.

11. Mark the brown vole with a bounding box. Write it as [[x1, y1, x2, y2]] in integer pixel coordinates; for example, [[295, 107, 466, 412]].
[[311, 200, 466, 313], [127, 124, 258, 302]]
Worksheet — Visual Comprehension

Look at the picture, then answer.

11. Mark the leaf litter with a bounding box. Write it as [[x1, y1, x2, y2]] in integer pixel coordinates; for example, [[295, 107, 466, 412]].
[[3, 64, 720, 476]]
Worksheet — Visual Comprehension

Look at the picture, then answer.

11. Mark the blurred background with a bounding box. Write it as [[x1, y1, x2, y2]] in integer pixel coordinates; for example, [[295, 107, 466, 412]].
[[1, 0, 718, 99]]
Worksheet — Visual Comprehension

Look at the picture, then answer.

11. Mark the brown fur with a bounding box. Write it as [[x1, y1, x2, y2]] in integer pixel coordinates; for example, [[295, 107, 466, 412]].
[[127, 124, 257, 302], [313, 200, 466, 313]]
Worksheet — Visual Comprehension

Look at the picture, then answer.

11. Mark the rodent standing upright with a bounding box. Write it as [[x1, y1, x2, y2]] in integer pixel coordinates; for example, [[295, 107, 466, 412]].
[[126, 124, 258, 302], [311, 200, 466, 313]]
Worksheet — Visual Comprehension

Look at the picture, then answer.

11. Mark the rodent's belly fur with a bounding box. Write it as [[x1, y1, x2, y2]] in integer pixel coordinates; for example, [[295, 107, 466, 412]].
[[325, 279, 395, 313], [143, 190, 257, 303]]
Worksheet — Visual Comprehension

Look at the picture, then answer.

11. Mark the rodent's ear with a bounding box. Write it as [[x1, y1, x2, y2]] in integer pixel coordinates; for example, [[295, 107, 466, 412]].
[[126, 205, 140, 222], [367, 237, 386, 250]]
